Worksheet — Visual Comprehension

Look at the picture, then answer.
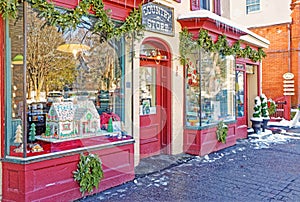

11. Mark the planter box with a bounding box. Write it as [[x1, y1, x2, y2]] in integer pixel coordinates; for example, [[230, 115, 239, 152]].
[[2, 140, 134, 202], [184, 123, 237, 156]]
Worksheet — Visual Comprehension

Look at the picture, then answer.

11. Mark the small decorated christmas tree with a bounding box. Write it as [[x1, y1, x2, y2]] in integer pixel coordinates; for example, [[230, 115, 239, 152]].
[[29, 123, 36, 143], [44, 124, 51, 138], [107, 117, 113, 132], [260, 94, 270, 120], [14, 124, 23, 144], [13, 124, 23, 153]]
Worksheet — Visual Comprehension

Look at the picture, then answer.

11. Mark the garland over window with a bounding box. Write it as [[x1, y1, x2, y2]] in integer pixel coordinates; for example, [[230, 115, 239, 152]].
[[0, 0, 143, 41], [180, 28, 266, 64]]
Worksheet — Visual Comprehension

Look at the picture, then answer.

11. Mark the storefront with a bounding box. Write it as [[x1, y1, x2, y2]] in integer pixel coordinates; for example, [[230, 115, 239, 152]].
[[0, 1, 269, 201], [1, 0, 143, 201], [177, 10, 269, 156]]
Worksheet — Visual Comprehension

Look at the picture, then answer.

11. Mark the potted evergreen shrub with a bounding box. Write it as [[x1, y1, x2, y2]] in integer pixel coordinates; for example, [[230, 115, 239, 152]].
[[250, 96, 262, 134], [260, 94, 270, 132]]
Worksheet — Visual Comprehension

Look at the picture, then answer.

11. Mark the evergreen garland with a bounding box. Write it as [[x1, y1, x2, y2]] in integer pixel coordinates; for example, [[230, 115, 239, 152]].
[[0, 0, 143, 41], [180, 28, 266, 64]]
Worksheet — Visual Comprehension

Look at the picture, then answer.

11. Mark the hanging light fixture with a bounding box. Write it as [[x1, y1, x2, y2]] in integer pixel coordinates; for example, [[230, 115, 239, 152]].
[[57, 43, 90, 58], [12, 54, 24, 65]]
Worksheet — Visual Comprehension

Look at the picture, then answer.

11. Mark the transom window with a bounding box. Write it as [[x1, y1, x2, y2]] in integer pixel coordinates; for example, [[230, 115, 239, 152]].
[[246, 0, 260, 14]]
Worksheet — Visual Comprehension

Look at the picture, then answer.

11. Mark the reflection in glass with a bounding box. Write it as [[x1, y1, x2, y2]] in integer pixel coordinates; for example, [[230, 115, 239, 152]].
[[139, 67, 156, 115], [185, 49, 235, 128], [236, 71, 245, 117], [7, 3, 131, 157]]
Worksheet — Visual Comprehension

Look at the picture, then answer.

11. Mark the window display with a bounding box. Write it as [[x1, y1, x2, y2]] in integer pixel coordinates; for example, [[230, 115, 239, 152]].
[[6, 3, 132, 158], [185, 49, 235, 128]]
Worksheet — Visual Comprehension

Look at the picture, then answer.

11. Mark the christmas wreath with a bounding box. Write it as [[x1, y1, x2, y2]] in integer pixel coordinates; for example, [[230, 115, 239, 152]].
[[73, 153, 104, 196], [216, 121, 228, 144]]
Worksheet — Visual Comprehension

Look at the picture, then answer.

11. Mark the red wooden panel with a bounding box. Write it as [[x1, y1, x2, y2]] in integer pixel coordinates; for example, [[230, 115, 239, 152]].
[[2, 143, 134, 202], [52, 0, 78, 9], [184, 123, 238, 156], [8, 170, 20, 190], [140, 124, 159, 141]]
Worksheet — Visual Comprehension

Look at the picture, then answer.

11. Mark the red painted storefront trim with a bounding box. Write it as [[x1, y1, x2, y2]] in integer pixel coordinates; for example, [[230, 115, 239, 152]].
[[2, 142, 134, 202], [52, 0, 143, 21], [183, 123, 236, 156]]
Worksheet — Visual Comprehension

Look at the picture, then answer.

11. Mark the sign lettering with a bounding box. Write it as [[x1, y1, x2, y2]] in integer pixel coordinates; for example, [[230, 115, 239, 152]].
[[142, 2, 174, 36]]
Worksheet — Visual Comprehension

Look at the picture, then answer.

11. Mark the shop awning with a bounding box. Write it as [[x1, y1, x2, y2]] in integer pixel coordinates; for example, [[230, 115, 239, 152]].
[[178, 10, 270, 48]]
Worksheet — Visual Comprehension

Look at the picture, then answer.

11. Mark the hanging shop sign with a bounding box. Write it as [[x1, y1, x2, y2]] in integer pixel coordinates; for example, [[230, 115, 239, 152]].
[[142, 2, 174, 36], [283, 72, 295, 96]]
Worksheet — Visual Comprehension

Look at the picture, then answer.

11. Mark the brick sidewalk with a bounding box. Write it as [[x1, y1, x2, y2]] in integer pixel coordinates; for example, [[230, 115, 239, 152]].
[[77, 136, 300, 201]]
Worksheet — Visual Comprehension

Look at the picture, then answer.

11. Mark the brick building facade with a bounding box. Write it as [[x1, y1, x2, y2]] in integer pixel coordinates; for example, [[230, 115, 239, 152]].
[[249, 0, 300, 109]]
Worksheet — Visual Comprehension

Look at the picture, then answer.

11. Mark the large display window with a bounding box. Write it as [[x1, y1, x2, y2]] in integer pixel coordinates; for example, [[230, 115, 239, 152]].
[[185, 48, 236, 128], [5, 3, 133, 158]]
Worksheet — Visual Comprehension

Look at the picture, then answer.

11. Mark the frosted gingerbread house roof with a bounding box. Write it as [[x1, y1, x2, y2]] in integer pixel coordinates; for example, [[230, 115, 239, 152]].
[[48, 101, 99, 122], [74, 100, 99, 119], [47, 102, 75, 121]]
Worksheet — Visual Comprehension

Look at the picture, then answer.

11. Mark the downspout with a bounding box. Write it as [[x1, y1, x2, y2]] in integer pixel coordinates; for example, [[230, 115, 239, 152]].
[[286, 23, 292, 120], [288, 23, 291, 72]]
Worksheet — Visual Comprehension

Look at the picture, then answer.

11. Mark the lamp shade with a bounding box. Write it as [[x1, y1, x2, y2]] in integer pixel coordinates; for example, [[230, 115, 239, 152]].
[[57, 43, 90, 58], [12, 54, 24, 65]]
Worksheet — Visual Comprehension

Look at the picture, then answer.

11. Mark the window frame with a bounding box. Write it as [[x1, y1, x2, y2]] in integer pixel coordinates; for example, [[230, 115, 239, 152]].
[[246, 0, 260, 14], [5, 2, 131, 159], [184, 48, 236, 129]]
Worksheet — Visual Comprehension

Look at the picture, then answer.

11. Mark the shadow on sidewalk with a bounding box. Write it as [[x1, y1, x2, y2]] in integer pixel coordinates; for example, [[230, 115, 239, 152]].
[[135, 153, 195, 178]]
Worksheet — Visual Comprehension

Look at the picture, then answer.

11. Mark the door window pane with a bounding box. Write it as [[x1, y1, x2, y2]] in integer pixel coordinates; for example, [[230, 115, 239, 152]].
[[140, 67, 156, 115], [236, 71, 245, 117]]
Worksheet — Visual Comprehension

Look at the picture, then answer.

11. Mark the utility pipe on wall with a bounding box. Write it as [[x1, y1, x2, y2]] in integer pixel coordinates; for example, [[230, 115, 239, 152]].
[[288, 23, 291, 72]]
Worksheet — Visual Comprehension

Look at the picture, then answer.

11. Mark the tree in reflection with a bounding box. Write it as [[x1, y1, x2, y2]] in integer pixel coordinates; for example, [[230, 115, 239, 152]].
[[26, 7, 76, 101]]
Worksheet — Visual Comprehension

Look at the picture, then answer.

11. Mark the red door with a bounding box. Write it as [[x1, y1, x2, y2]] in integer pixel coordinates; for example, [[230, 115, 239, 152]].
[[236, 63, 248, 138], [139, 59, 171, 158]]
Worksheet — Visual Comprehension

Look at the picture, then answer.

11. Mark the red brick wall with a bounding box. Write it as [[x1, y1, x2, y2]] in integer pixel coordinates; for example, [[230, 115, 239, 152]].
[[249, 0, 300, 108], [290, 0, 300, 106], [250, 24, 292, 104]]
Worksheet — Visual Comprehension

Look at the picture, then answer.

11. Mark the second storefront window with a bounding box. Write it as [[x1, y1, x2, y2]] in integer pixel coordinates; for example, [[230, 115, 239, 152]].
[[185, 49, 236, 128]]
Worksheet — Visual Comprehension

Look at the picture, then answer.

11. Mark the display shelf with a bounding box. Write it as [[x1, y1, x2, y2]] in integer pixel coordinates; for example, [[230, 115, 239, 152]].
[[35, 131, 121, 143], [9, 133, 132, 157]]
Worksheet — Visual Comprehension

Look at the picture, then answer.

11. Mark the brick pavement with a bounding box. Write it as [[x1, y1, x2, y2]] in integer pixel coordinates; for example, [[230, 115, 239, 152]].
[[76, 133, 300, 202]]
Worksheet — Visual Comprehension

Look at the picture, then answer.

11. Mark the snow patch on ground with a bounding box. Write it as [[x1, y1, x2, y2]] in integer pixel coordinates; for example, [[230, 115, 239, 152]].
[[268, 118, 300, 128]]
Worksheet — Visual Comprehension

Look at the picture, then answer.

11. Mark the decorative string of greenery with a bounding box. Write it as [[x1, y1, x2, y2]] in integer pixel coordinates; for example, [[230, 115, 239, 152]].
[[73, 153, 104, 196], [0, 0, 143, 40], [216, 121, 228, 144], [180, 28, 266, 64]]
